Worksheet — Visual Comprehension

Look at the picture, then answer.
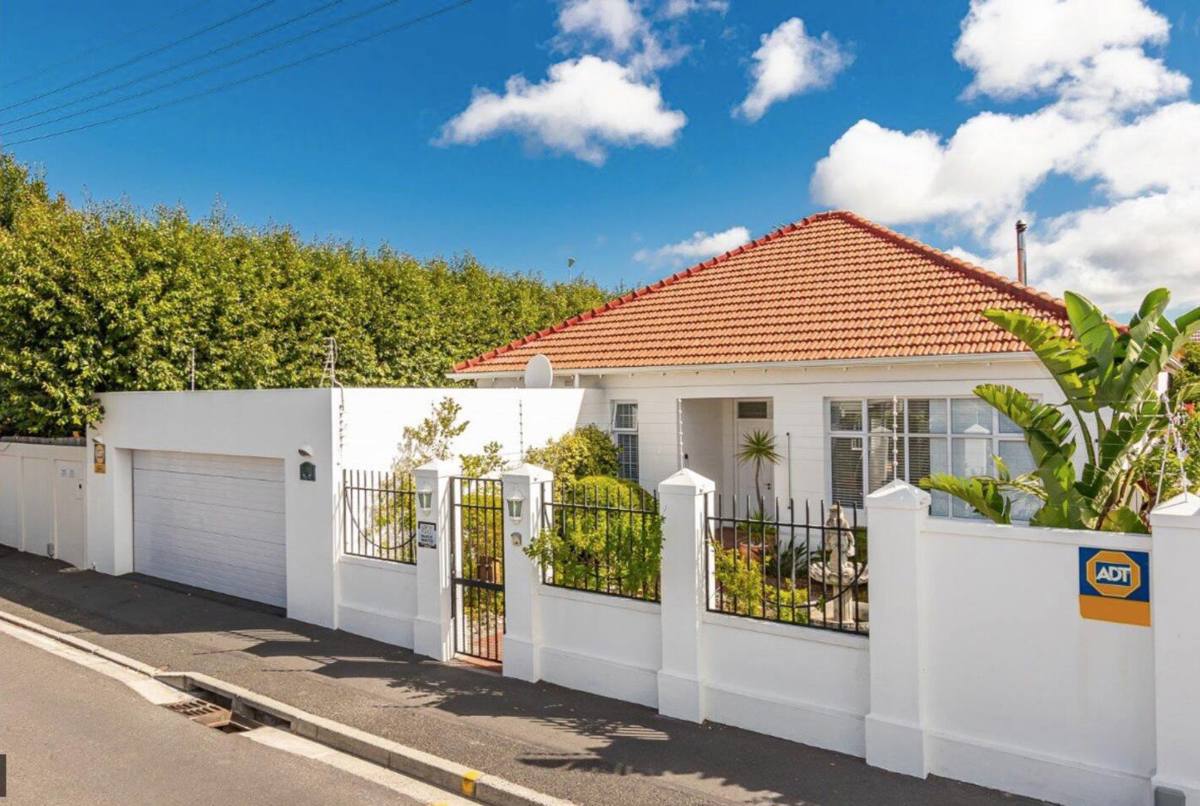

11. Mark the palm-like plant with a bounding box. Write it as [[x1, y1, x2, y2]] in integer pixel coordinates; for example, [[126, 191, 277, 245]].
[[920, 288, 1200, 533], [738, 429, 781, 513]]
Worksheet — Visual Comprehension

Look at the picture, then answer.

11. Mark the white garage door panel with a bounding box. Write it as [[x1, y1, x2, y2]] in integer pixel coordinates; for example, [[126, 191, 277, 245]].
[[133, 451, 286, 607]]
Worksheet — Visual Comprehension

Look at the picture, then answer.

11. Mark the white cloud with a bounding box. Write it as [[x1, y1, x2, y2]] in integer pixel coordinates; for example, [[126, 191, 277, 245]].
[[954, 0, 1170, 100], [735, 18, 851, 122], [557, 0, 644, 53], [634, 226, 750, 266], [1033, 191, 1200, 310], [661, 0, 728, 18], [437, 56, 686, 166], [808, 0, 1200, 312]]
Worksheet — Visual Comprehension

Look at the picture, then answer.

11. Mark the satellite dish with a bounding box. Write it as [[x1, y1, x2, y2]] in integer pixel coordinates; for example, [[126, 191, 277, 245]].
[[524, 354, 554, 389]]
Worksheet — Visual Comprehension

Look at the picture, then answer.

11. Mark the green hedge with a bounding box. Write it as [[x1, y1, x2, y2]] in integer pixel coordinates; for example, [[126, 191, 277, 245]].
[[0, 154, 606, 436]]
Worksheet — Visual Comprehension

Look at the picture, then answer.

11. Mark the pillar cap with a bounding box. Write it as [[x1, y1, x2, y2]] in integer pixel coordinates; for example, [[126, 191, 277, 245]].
[[1150, 491, 1200, 524], [866, 479, 931, 511], [659, 468, 715, 494], [501, 463, 553, 483], [415, 459, 460, 475]]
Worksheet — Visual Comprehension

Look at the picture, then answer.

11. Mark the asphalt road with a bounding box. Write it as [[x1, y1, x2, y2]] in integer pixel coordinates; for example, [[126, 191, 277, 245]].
[[0, 630, 440, 806]]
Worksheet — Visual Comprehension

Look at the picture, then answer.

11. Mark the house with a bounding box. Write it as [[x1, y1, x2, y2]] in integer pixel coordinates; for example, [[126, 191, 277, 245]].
[[452, 211, 1070, 518]]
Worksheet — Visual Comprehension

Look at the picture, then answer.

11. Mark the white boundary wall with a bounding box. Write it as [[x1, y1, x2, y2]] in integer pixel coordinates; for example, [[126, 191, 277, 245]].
[[85, 388, 584, 637], [0, 441, 87, 567]]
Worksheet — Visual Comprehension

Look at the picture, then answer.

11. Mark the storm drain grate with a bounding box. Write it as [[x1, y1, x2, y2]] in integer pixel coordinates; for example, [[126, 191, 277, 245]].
[[164, 697, 249, 732]]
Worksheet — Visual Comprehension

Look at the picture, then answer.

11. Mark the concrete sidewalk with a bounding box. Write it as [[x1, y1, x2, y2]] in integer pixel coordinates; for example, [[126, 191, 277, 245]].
[[0, 549, 1040, 806]]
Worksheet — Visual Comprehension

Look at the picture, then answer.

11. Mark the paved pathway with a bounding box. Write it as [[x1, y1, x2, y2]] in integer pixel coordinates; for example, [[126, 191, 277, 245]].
[[0, 549, 1043, 806]]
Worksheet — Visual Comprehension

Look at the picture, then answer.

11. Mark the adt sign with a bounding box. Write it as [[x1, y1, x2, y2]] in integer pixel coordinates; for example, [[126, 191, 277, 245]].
[[1079, 547, 1150, 626]]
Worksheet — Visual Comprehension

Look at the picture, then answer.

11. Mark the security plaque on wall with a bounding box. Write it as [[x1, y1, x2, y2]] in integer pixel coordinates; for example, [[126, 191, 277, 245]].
[[417, 521, 437, 550], [299, 461, 316, 482], [1079, 547, 1150, 626], [93, 442, 106, 474]]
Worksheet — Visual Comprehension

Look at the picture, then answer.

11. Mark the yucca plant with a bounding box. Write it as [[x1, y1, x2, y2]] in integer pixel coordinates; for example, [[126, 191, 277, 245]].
[[737, 429, 782, 514], [920, 288, 1200, 533]]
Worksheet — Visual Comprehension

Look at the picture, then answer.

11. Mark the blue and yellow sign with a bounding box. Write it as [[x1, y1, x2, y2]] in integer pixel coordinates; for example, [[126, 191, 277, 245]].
[[1078, 547, 1150, 626]]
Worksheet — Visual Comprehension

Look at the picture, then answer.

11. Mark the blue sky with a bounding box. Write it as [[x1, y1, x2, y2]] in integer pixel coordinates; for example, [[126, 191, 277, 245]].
[[2, 0, 1198, 314]]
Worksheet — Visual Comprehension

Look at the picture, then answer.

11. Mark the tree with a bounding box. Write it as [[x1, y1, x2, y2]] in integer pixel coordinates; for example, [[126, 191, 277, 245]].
[[524, 425, 619, 480], [921, 289, 1200, 532], [737, 429, 781, 513]]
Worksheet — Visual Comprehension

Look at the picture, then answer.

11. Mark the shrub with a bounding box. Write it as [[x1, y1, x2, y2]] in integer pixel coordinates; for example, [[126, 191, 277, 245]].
[[711, 543, 809, 624], [524, 425, 619, 480], [526, 475, 661, 599]]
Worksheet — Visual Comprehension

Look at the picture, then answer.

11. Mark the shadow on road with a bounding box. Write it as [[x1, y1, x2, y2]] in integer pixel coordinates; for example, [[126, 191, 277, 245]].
[[0, 548, 1043, 806]]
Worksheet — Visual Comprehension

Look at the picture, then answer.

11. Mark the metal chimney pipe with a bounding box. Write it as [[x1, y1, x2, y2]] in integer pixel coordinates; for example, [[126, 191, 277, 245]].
[[1015, 220, 1028, 285]]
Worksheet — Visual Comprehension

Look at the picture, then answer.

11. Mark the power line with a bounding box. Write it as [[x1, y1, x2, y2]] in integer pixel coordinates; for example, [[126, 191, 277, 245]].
[[0, 0, 280, 114], [0, 0, 218, 90], [1, 0, 415, 137], [3, 0, 474, 148], [0, 0, 349, 131]]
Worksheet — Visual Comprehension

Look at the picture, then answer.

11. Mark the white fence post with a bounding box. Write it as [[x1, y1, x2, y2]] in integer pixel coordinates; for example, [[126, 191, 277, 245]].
[[865, 479, 931, 778], [501, 463, 553, 683], [657, 468, 714, 723], [1150, 492, 1200, 804], [413, 460, 456, 661]]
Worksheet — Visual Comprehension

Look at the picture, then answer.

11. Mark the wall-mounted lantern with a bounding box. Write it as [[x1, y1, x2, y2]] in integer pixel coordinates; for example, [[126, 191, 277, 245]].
[[417, 484, 434, 514], [506, 489, 525, 522]]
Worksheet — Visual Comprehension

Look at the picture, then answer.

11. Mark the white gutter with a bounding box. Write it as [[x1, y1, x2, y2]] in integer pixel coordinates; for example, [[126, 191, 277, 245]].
[[448, 351, 1040, 381]]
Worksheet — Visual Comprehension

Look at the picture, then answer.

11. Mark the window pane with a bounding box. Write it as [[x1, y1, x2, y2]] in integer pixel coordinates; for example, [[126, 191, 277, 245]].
[[616, 433, 639, 480], [909, 436, 949, 516], [907, 399, 947, 434], [830, 400, 863, 432], [951, 437, 992, 518], [868, 435, 905, 492], [737, 400, 769, 419], [998, 439, 1039, 521], [613, 403, 637, 431], [831, 436, 864, 508], [951, 399, 993, 435], [868, 399, 902, 433], [998, 411, 1023, 434]]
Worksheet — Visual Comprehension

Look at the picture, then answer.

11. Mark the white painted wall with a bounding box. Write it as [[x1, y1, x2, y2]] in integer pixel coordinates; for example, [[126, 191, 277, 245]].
[[0, 441, 86, 566], [87, 387, 584, 637], [475, 356, 1061, 507], [539, 586, 662, 707], [920, 518, 1155, 805], [701, 613, 868, 756], [337, 556, 418, 648]]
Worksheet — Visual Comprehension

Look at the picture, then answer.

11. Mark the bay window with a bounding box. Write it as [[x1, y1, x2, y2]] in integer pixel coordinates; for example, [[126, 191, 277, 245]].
[[828, 397, 1036, 519]]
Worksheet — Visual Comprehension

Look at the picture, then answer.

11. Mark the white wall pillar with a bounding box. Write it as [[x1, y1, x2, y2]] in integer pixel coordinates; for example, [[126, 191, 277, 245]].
[[656, 468, 714, 723], [501, 463, 553, 683], [413, 460, 456, 661], [865, 479, 931, 778], [1149, 492, 1200, 804]]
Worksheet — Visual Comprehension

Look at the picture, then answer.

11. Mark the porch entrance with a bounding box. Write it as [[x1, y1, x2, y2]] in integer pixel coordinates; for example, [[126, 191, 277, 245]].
[[734, 398, 774, 509], [449, 477, 504, 663]]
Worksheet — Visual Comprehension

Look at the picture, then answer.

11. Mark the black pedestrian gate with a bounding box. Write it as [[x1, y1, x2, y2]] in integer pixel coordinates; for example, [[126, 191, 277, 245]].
[[450, 477, 505, 662]]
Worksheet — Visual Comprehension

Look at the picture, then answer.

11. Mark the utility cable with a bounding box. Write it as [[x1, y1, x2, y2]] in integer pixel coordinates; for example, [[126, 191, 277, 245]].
[[1, 0, 410, 137], [0, 0, 280, 114], [0, 0, 217, 90], [3, 0, 473, 147], [0, 0, 347, 130]]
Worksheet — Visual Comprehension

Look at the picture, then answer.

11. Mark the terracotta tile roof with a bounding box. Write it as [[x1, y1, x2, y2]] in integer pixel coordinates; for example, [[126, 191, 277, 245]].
[[453, 211, 1069, 374]]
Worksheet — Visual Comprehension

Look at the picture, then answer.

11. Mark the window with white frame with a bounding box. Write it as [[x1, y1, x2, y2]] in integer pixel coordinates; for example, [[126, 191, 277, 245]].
[[828, 397, 1036, 519], [611, 402, 639, 481]]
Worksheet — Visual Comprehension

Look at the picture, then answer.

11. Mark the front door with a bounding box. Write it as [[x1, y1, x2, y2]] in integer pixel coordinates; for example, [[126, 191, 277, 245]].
[[734, 399, 774, 513]]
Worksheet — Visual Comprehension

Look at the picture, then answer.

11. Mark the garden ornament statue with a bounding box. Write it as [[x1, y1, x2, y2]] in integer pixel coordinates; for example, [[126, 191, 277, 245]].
[[808, 503, 869, 629]]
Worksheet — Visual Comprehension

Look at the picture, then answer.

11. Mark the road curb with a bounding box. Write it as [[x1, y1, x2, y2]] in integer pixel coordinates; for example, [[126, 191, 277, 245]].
[[0, 609, 571, 806]]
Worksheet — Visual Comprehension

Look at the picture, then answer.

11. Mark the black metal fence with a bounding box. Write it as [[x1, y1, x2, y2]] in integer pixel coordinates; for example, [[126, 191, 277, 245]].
[[342, 469, 416, 564], [538, 479, 661, 603], [450, 476, 505, 662], [705, 495, 868, 634]]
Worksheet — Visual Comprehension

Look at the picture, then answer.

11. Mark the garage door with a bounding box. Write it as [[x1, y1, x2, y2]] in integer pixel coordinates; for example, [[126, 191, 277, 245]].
[[133, 451, 286, 607]]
